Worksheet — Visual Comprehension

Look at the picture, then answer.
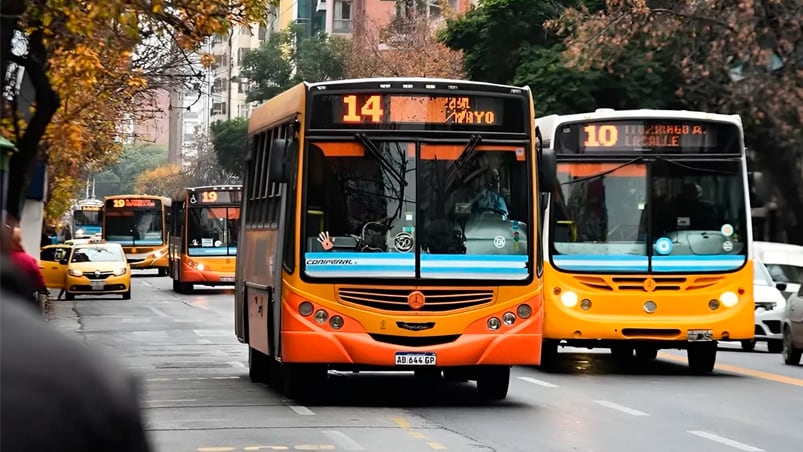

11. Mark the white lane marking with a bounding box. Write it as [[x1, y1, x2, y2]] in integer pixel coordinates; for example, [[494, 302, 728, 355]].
[[518, 376, 559, 388], [144, 399, 197, 403], [193, 329, 231, 337], [688, 431, 765, 451], [147, 306, 171, 318], [145, 378, 172, 382], [142, 280, 153, 287], [593, 400, 649, 416], [228, 361, 247, 369], [288, 405, 315, 415], [322, 430, 365, 450]]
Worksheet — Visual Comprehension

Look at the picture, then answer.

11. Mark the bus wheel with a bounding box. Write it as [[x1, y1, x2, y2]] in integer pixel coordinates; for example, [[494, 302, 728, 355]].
[[740, 339, 756, 351], [172, 279, 183, 293], [687, 342, 717, 373], [635, 345, 658, 360], [539, 339, 560, 372], [158, 268, 168, 277], [282, 364, 327, 401], [611, 345, 634, 361], [476, 366, 510, 400], [248, 347, 271, 383]]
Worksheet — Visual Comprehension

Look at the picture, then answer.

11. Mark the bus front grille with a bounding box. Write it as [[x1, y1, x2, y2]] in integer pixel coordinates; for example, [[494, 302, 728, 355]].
[[337, 288, 494, 312], [573, 275, 724, 292], [369, 334, 460, 347]]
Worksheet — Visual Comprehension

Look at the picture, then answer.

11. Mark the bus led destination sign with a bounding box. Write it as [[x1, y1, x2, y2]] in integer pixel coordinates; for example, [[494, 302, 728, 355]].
[[580, 120, 718, 151], [108, 198, 159, 208], [309, 92, 527, 132]]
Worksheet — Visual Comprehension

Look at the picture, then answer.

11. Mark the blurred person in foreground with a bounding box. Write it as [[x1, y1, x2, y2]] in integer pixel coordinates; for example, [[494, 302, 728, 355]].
[[6, 225, 48, 308], [1, 252, 152, 451]]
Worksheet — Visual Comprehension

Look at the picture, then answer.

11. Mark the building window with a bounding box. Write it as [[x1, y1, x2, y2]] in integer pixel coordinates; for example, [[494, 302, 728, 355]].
[[333, 0, 352, 33], [212, 102, 227, 116]]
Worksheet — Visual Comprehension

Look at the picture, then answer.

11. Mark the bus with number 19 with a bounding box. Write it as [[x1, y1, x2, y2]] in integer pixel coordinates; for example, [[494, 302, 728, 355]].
[[536, 109, 754, 372], [168, 185, 242, 293], [236, 78, 545, 400], [102, 194, 171, 275]]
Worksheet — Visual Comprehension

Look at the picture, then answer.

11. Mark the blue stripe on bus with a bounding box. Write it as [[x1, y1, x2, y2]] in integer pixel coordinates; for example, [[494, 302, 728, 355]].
[[553, 254, 745, 272], [188, 247, 237, 256]]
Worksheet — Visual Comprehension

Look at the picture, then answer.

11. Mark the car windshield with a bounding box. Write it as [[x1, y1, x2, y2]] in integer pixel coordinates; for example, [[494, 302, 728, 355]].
[[302, 139, 531, 280], [754, 262, 774, 286], [550, 158, 747, 273], [71, 247, 124, 263], [765, 263, 803, 285], [187, 206, 240, 256]]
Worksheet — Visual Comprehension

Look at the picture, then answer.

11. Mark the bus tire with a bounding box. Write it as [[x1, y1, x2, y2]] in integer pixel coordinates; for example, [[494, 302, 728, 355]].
[[282, 364, 327, 401], [248, 347, 271, 383], [539, 339, 560, 371], [476, 365, 510, 400], [611, 344, 634, 361], [687, 342, 717, 373], [172, 279, 182, 293], [635, 345, 658, 360], [158, 268, 168, 277]]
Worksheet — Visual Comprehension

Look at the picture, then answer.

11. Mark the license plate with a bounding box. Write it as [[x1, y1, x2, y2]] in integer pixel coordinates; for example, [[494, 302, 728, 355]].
[[220, 276, 235, 282], [688, 329, 713, 342], [395, 352, 436, 366], [90, 281, 104, 291]]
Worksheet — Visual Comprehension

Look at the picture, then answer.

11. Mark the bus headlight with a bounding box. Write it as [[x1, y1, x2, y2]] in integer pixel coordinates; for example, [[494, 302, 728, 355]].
[[503, 312, 516, 325], [487, 317, 501, 330], [329, 315, 344, 330], [720, 291, 739, 307], [299, 301, 314, 316], [76, 228, 85, 236], [560, 291, 578, 308], [708, 299, 720, 310], [314, 309, 328, 324], [150, 249, 166, 259], [517, 304, 532, 319]]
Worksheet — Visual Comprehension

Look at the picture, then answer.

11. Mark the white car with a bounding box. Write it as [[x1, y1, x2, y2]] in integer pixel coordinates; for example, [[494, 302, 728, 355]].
[[782, 286, 803, 365], [742, 260, 788, 352], [754, 241, 803, 298]]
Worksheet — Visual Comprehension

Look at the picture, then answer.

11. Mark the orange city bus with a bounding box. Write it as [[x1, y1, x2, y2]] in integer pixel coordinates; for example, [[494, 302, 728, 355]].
[[236, 78, 545, 400], [536, 109, 754, 372], [102, 194, 171, 275], [168, 185, 242, 293]]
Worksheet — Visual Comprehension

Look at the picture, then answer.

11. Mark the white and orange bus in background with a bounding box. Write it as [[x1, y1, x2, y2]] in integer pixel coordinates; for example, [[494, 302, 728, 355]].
[[536, 109, 754, 372], [102, 194, 171, 275], [168, 185, 242, 293], [236, 77, 546, 400]]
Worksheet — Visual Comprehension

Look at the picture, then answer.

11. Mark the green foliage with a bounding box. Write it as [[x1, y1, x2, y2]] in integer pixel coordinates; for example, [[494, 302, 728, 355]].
[[439, 0, 570, 84], [241, 24, 346, 103], [94, 144, 168, 197], [210, 118, 249, 178]]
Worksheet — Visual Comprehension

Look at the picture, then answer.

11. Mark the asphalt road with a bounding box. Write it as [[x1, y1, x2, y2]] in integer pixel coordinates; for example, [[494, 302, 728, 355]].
[[43, 271, 803, 452]]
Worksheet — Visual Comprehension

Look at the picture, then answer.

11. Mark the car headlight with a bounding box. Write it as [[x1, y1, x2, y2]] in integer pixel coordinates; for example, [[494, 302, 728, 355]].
[[68, 269, 83, 277], [112, 267, 127, 276]]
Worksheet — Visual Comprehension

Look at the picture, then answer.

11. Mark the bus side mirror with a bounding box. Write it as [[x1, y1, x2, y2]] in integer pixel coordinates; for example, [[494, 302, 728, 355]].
[[536, 127, 557, 193], [776, 282, 788, 292], [268, 138, 297, 184]]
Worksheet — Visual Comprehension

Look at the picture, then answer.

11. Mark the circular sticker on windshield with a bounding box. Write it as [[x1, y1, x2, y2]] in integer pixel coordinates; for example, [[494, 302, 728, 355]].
[[493, 236, 506, 248], [654, 237, 673, 255], [720, 224, 734, 237], [722, 240, 733, 252], [393, 232, 414, 253]]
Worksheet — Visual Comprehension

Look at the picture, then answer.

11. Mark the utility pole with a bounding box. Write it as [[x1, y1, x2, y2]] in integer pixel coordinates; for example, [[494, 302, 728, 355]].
[[227, 28, 233, 120], [167, 86, 184, 165]]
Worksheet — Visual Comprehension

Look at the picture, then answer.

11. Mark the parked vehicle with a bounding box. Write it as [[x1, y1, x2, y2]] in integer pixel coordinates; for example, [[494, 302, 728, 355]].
[[782, 286, 803, 365], [745, 260, 788, 352], [754, 241, 803, 297]]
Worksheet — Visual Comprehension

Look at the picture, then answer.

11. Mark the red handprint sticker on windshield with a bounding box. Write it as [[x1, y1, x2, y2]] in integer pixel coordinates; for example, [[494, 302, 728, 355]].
[[317, 231, 335, 251]]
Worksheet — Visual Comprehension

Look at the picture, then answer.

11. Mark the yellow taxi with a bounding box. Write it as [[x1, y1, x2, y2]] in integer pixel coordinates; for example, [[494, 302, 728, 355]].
[[39, 242, 131, 300]]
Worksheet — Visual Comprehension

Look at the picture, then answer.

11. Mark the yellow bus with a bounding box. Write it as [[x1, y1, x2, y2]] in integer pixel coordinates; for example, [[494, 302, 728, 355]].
[[536, 109, 754, 372], [102, 194, 171, 275], [236, 78, 545, 400], [168, 185, 242, 293]]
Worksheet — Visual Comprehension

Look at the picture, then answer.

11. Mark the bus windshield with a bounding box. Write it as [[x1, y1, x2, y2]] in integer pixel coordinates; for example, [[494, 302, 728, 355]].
[[187, 206, 240, 256], [551, 158, 747, 273], [105, 209, 164, 246], [303, 139, 531, 280]]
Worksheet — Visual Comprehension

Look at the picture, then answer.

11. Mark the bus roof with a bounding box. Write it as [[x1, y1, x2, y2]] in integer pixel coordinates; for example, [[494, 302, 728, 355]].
[[249, 78, 531, 134], [536, 109, 743, 139]]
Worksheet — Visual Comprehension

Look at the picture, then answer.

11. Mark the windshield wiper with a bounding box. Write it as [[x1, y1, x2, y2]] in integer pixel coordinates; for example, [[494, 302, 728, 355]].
[[446, 134, 482, 188], [354, 133, 407, 187], [562, 156, 644, 186], [654, 156, 741, 176]]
